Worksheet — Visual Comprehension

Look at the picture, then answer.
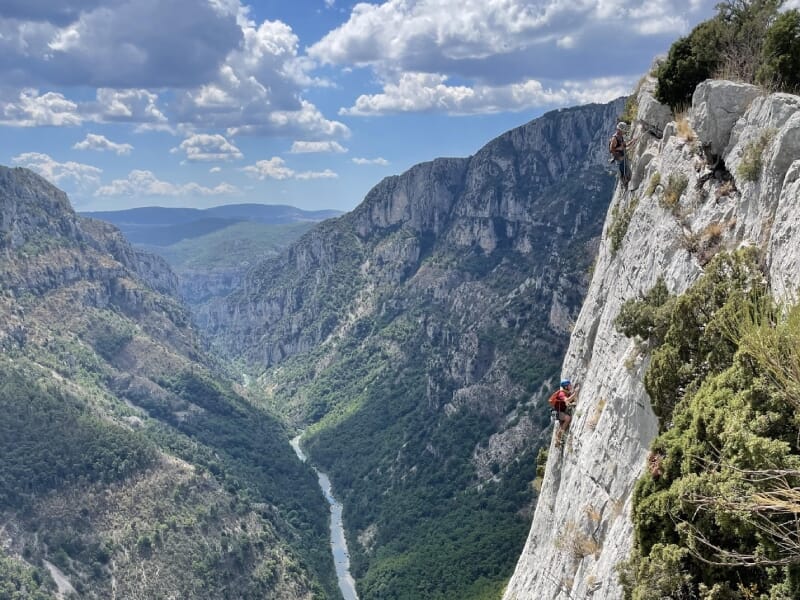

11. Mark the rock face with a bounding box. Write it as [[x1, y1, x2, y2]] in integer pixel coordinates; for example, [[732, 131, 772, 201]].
[[503, 80, 800, 599], [0, 167, 179, 301], [204, 99, 624, 366]]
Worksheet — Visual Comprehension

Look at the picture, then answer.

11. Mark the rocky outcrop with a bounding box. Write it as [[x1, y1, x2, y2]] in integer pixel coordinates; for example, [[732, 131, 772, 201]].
[[0, 167, 180, 302], [503, 81, 800, 599]]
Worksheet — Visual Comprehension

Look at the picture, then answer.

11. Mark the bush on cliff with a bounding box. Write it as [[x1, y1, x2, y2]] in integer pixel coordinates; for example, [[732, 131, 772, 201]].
[[757, 9, 800, 91], [655, 0, 797, 109], [617, 250, 800, 599]]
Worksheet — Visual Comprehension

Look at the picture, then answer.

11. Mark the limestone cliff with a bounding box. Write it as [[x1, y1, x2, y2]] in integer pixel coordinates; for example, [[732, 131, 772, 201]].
[[503, 80, 800, 599], [204, 99, 624, 367]]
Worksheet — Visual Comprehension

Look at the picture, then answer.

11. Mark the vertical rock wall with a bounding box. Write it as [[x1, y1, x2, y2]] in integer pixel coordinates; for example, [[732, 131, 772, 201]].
[[503, 79, 800, 600]]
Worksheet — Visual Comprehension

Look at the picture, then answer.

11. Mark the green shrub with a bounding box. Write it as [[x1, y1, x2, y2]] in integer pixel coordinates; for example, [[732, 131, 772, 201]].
[[619, 249, 800, 599], [609, 196, 639, 255], [656, 1, 784, 108], [645, 172, 661, 197], [661, 174, 688, 211], [656, 20, 724, 109], [614, 277, 673, 343], [757, 9, 800, 91], [737, 129, 776, 182], [618, 544, 693, 600]]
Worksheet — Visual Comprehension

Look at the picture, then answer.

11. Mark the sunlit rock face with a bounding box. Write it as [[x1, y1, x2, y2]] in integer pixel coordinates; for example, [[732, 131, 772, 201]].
[[503, 80, 800, 600]]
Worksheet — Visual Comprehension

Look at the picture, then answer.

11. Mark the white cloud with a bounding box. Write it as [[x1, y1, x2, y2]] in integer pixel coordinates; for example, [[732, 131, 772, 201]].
[[0, 89, 82, 126], [73, 133, 133, 155], [0, 0, 242, 88], [353, 157, 389, 166], [12, 152, 101, 187], [95, 170, 239, 197], [177, 16, 348, 139], [226, 99, 349, 138], [0, 2, 345, 140], [210, 166, 222, 173], [310, 0, 708, 72], [341, 72, 633, 116], [241, 157, 338, 180], [94, 89, 168, 124], [172, 133, 243, 162], [290, 141, 347, 154]]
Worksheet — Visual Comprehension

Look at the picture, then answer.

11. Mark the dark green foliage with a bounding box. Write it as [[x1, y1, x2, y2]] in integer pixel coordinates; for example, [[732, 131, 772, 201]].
[[616, 251, 766, 430], [620, 250, 800, 599], [758, 9, 800, 91], [716, 0, 784, 80], [0, 363, 156, 509], [615, 277, 673, 343], [656, 0, 790, 109], [655, 20, 725, 109], [0, 549, 51, 600], [149, 371, 337, 596], [645, 251, 766, 429], [88, 317, 133, 361], [609, 196, 640, 255]]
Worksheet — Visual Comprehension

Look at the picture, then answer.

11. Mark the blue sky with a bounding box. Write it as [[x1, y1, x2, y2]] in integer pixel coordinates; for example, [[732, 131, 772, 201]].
[[0, 0, 726, 212]]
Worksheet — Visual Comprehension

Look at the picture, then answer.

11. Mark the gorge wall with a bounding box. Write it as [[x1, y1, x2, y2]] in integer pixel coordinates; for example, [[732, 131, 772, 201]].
[[503, 79, 800, 599], [200, 99, 625, 598], [0, 167, 336, 599]]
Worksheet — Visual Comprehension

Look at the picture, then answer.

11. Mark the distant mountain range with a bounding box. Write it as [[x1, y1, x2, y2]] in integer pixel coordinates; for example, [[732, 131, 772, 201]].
[[81, 203, 343, 246]]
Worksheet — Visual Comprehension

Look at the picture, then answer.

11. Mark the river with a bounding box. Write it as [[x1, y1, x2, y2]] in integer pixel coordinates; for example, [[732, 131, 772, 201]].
[[290, 435, 359, 600]]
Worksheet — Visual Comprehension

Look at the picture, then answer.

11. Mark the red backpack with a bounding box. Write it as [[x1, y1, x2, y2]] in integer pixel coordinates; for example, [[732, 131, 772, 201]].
[[548, 389, 562, 409]]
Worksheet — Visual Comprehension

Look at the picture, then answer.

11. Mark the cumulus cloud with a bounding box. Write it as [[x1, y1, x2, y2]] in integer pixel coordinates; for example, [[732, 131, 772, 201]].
[[353, 157, 389, 166], [12, 152, 102, 187], [0, 0, 242, 88], [309, 0, 716, 86], [73, 133, 133, 155], [0, 89, 82, 126], [341, 72, 632, 116], [176, 16, 348, 139], [172, 133, 243, 162], [0, 3, 349, 139], [93, 89, 168, 124], [210, 166, 222, 173], [95, 170, 240, 197], [290, 141, 347, 153], [241, 157, 338, 180]]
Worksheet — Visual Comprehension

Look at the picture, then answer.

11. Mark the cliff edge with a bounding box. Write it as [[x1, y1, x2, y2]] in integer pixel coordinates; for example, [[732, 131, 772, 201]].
[[503, 79, 800, 599]]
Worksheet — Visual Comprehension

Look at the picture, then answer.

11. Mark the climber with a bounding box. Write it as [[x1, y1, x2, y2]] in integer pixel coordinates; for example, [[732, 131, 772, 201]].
[[609, 122, 636, 187], [549, 379, 578, 447]]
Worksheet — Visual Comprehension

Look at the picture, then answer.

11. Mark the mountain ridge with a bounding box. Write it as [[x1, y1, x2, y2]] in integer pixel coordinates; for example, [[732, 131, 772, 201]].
[[0, 165, 338, 599], [196, 97, 626, 599]]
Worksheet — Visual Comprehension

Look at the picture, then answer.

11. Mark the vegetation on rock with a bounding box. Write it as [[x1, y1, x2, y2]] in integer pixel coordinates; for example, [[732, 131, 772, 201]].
[[616, 250, 800, 599], [655, 1, 797, 109]]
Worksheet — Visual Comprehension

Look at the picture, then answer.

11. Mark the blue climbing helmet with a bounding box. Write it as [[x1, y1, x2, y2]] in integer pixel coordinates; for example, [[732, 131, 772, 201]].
[[560, 379, 571, 388]]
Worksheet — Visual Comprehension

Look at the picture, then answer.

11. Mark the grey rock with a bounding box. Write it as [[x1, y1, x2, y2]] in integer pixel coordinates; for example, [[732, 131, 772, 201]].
[[691, 79, 760, 157], [504, 82, 800, 600]]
